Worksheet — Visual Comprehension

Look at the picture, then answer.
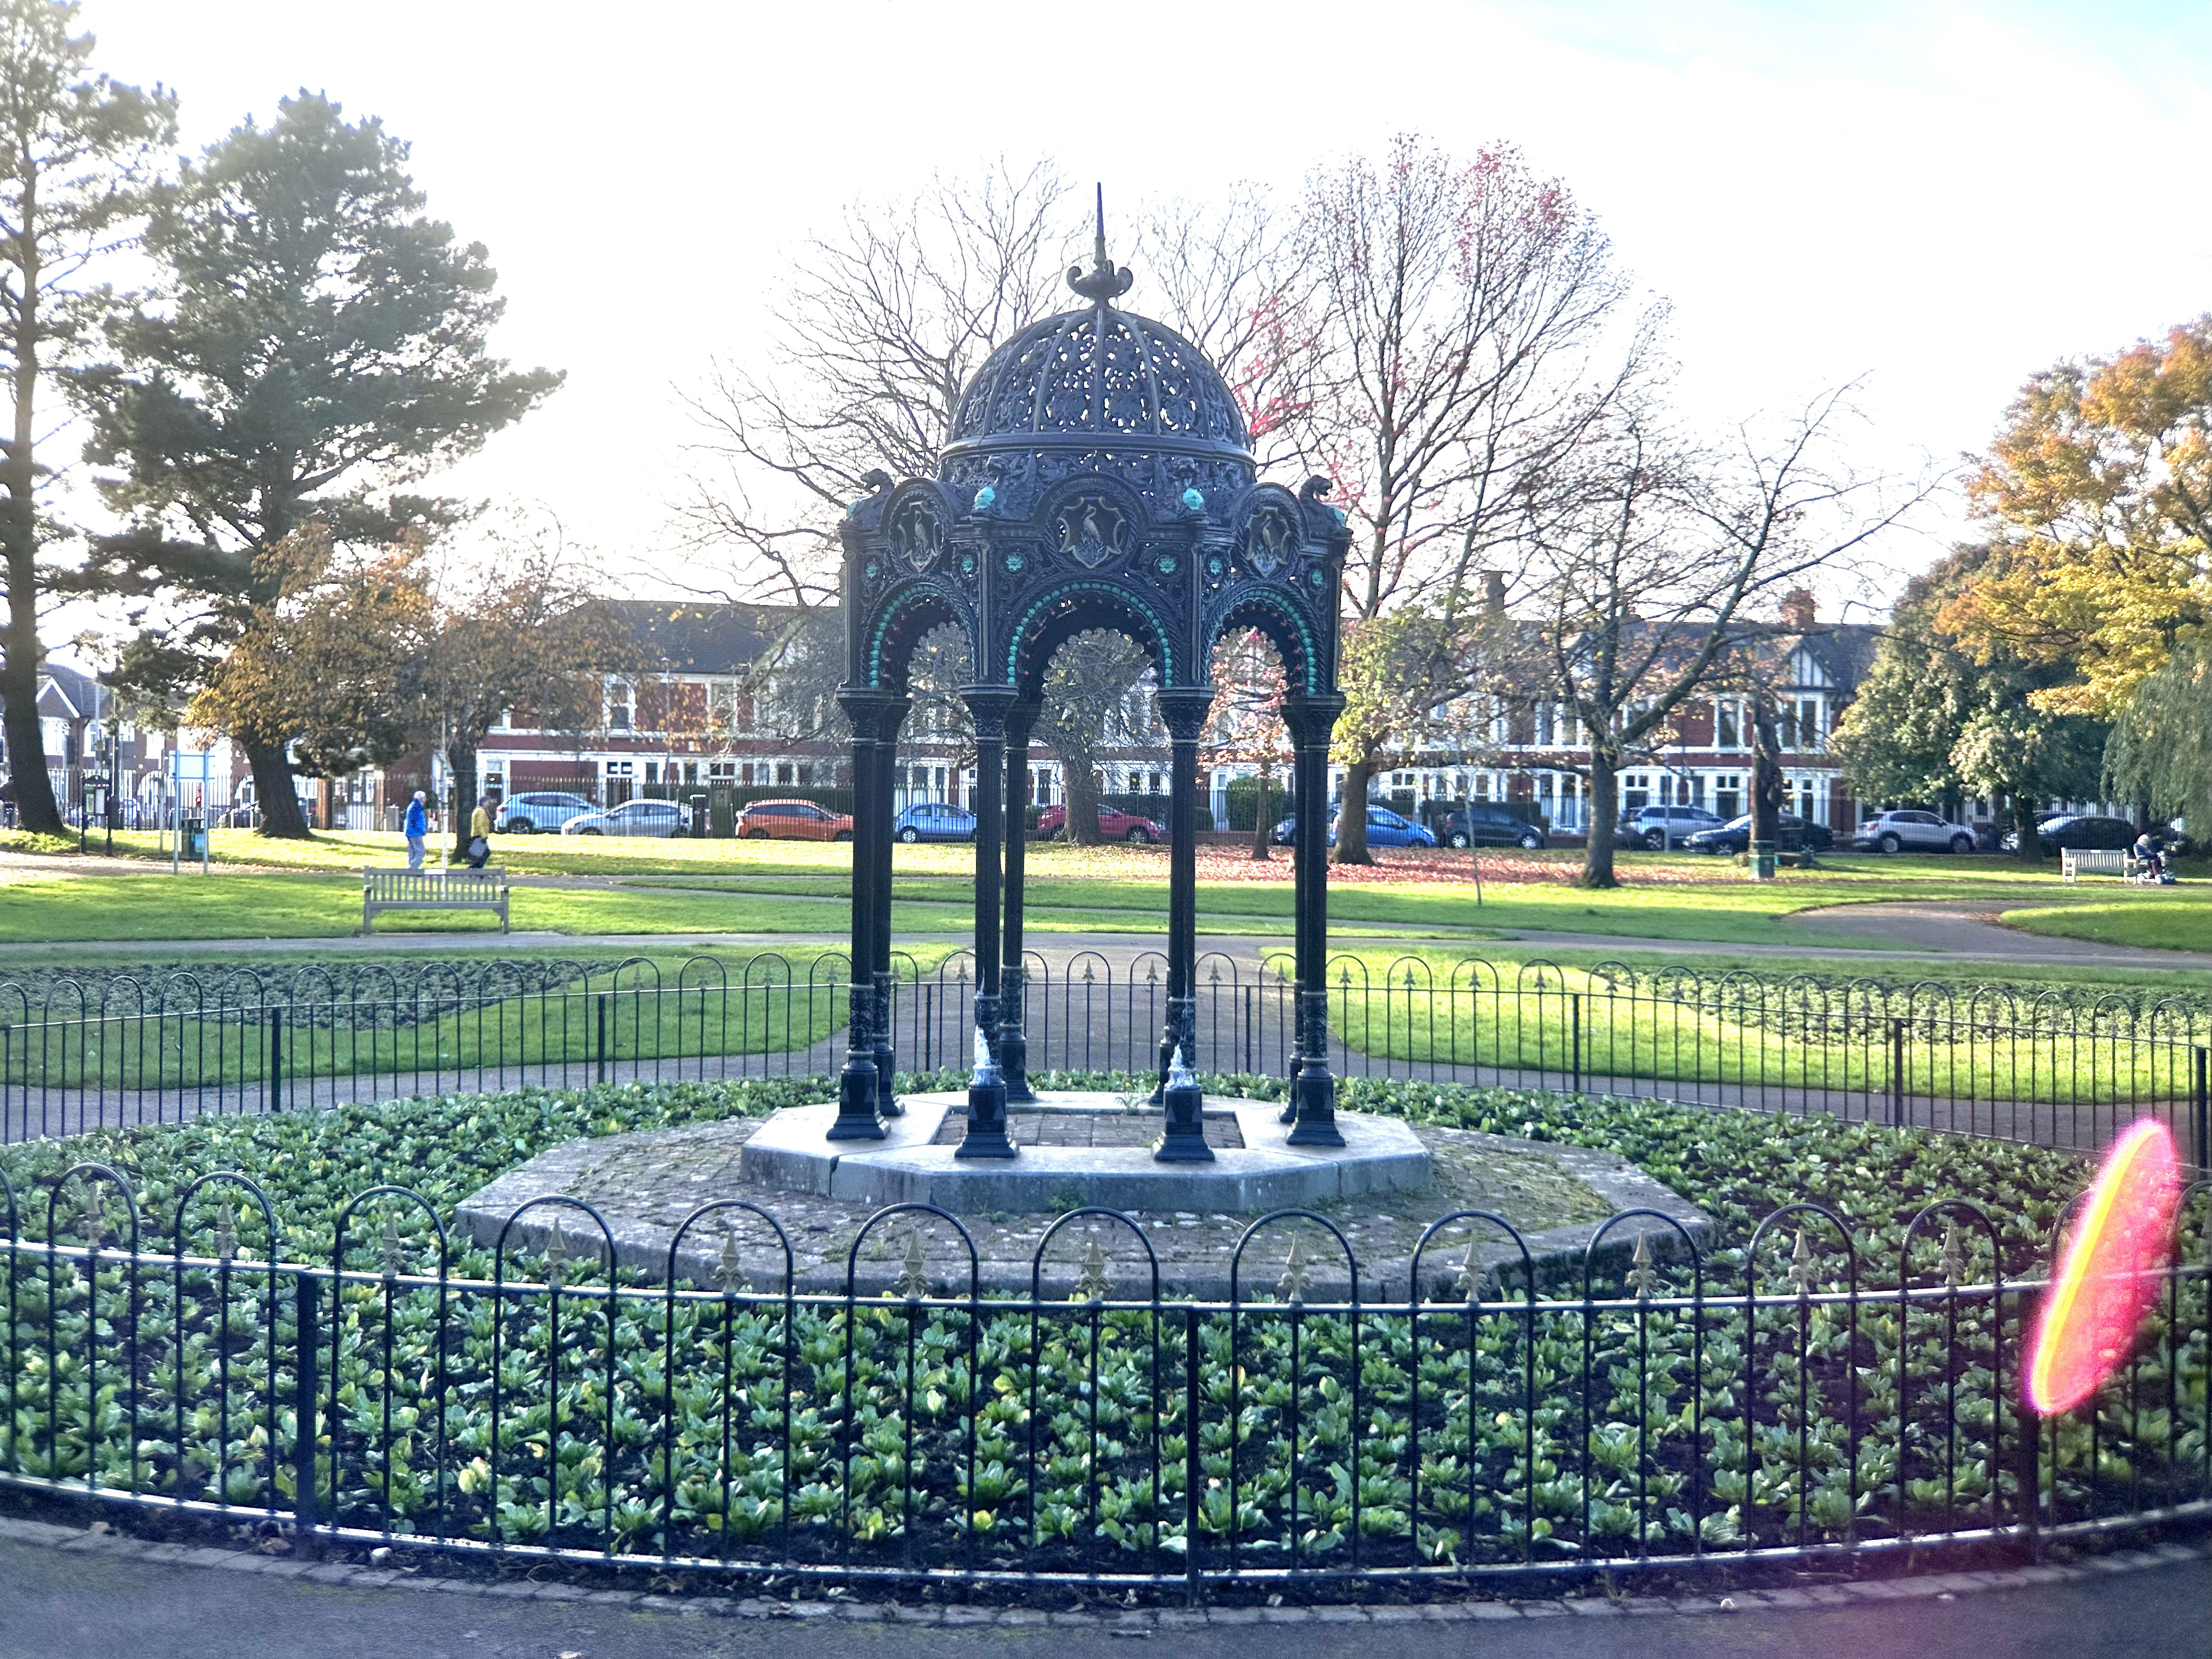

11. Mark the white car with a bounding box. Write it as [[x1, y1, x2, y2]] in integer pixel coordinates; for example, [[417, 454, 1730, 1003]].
[[559, 798, 692, 837], [1850, 808, 1978, 855]]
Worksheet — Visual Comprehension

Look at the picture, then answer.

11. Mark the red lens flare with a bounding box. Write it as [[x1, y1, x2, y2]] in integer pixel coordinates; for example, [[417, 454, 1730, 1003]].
[[2026, 1119, 2184, 1417]]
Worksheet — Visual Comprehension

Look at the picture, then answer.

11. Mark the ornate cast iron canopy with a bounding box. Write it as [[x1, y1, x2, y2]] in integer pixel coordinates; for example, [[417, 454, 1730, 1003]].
[[840, 216, 1348, 706]]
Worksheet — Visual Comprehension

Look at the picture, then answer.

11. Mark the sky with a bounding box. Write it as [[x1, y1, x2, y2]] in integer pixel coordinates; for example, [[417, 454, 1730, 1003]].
[[70, 0, 2212, 624]]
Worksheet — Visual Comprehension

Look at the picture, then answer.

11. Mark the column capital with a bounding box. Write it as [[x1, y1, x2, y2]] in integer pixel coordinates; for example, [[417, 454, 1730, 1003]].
[[959, 684, 1020, 738], [837, 687, 910, 742], [1280, 692, 1345, 747], [1154, 685, 1214, 742], [1003, 698, 1043, 744]]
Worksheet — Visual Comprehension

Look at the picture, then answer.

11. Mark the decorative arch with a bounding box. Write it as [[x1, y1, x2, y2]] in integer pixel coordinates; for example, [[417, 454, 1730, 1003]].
[[1006, 580, 1177, 692], [864, 581, 968, 691], [1207, 588, 1323, 695]]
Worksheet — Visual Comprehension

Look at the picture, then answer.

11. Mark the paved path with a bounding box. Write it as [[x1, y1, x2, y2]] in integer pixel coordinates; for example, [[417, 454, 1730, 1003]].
[[0, 1531, 2203, 1659], [1790, 899, 2212, 969]]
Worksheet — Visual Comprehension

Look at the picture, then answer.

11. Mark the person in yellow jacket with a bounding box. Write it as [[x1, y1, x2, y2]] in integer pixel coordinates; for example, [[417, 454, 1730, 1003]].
[[465, 794, 494, 868]]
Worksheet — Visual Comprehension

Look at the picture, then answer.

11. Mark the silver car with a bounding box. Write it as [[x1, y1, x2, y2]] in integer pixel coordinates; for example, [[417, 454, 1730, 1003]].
[[1850, 809, 1978, 855], [560, 798, 692, 837], [494, 791, 596, 834]]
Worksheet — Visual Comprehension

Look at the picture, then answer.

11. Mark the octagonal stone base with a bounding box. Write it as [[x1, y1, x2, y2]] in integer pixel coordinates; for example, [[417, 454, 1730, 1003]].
[[740, 1091, 1431, 1214]]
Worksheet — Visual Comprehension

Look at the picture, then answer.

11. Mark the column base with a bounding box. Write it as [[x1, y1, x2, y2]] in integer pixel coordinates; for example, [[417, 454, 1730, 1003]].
[[827, 1056, 887, 1141], [956, 1070, 1017, 1159], [1283, 1064, 1345, 1148], [1153, 1071, 1215, 1163]]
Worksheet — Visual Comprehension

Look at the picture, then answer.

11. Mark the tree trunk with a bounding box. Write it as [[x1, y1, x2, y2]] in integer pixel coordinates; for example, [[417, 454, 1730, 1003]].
[[1578, 749, 1620, 889], [1, 206, 62, 837], [246, 738, 312, 839], [1064, 751, 1103, 845], [448, 741, 479, 864], [2011, 793, 2044, 862], [1250, 765, 1272, 861], [1332, 754, 1374, 865]]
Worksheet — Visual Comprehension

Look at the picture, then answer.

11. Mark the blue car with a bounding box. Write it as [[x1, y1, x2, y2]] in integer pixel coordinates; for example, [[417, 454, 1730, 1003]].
[[1327, 805, 1436, 849], [893, 802, 977, 843]]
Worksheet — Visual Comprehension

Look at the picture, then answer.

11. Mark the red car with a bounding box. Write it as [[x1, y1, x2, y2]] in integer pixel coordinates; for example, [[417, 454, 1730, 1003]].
[[1035, 803, 1167, 843]]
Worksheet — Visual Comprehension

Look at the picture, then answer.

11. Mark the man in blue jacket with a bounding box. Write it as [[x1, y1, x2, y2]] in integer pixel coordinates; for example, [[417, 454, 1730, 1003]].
[[403, 791, 429, 870]]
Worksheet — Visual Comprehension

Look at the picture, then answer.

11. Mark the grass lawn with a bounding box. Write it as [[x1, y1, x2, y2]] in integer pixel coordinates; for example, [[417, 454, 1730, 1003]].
[[1996, 888, 2212, 951], [10, 828, 2211, 960]]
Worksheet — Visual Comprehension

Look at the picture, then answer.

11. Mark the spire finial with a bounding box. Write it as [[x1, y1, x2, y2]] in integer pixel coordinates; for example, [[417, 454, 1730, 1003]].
[[1068, 182, 1133, 304]]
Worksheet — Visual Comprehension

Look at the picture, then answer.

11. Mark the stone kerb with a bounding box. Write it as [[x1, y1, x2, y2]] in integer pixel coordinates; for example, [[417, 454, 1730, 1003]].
[[741, 1090, 1431, 1212], [453, 1092, 1712, 1299]]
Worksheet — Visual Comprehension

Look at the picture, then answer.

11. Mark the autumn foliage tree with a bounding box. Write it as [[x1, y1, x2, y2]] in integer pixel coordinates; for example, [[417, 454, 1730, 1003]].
[[1947, 317, 2212, 715], [1204, 629, 1290, 860], [181, 526, 430, 793]]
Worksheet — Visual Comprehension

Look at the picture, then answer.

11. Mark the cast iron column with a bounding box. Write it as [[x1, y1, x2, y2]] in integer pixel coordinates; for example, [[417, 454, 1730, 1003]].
[[1154, 689, 1214, 1102], [870, 697, 909, 1117], [999, 699, 1040, 1102], [957, 685, 1017, 1156], [1284, 692, 1345, 1145], [828, 689, 888, 1138]]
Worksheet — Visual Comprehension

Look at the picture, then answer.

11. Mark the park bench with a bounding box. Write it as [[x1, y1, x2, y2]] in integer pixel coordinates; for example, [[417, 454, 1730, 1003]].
[[362, 866, 510, 933], [2060, 848, 2128, 883]]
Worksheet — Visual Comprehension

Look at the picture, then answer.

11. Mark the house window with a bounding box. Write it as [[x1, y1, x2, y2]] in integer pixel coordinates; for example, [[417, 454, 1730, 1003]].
[[1715, 699, 1741, 749], [1712, 772, 1744, 820], [1621, 772, 1652, 813], [606, 681, 633, 731]]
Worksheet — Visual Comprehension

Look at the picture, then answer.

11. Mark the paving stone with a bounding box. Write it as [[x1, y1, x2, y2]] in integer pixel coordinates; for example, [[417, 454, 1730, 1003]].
[[584, 1590, 642, 1607], [345, 1570, 400, 1588], [1514, 1600, 1570, 1618], [1205, 1606, 1262, 1624], [1564, 1598, 1623, 1615], [942, 1606, 997, 1625], [1311, 1605, 1368, 1622]]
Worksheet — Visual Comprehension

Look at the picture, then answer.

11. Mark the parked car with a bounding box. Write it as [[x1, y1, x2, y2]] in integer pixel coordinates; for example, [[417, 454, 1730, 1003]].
[[1036, 803, 1167, 843], [1328, 804, 1437, 849], [1681, 812, 1835, 855], [1616, 804, 1726, 850], [561, 798, 693, 837], [1997, 814, 2139, 856], [892, 801, 976, 843], [733, 798, 854, 841], [1850, 808, 1978, 855], [494, 791, 596, 834], [1436, 802, 1545, 850]]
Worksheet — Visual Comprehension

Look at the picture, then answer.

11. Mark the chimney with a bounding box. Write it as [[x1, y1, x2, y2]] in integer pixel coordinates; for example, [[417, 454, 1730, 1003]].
[[1481, 571, 1506, 613], [1781, 588, 1816, 631]]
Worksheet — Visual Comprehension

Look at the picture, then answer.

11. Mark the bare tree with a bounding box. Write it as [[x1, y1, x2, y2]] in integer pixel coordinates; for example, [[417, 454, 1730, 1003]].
[[1517, 390, 1926, 888], [1294, 135, 1660, 862], [670, 160, 1075, 611], [672, 165, 1311, 803]]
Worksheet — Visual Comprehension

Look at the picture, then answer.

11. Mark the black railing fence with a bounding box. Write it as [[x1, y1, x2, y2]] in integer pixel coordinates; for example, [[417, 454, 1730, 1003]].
[[2, 953, 2207, 1163], [0, 1168, 2205, 1590]]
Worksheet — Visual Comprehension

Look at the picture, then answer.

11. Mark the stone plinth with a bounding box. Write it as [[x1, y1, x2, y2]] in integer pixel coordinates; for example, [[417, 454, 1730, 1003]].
[[738, 1091, 1432, 1214]]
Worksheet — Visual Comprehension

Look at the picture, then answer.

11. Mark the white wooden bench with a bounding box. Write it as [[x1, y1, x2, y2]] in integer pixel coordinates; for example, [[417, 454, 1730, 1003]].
[[362, 866, 510, 932], [2060, 848, 2126, 883]]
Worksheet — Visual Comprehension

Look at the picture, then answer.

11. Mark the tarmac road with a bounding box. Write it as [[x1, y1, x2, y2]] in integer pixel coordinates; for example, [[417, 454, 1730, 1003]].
[[0, 1536, 2205, 1659]]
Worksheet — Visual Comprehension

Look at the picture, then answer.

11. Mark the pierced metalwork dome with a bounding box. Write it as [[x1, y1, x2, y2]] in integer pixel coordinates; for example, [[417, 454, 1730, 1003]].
[[944, 303, 1251, 464]]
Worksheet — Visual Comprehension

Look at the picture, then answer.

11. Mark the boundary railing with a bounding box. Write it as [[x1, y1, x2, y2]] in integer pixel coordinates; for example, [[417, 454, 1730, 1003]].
[[0, 1168, 2204, 1592], [3, 953, 2206, 1162]]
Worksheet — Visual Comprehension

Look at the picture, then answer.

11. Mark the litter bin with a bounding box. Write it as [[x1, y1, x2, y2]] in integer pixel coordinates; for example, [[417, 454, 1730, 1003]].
[[690, 793, 708, 838], [182, 815, 207, 862]]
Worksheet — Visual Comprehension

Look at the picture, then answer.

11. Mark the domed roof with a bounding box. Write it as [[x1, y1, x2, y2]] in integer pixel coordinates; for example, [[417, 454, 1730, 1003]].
[[944, 302, 1251, 465]]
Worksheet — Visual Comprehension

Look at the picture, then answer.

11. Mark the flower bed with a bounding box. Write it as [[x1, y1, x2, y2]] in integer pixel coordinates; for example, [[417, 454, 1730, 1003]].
[[0, 1074, 2203, 1586]]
